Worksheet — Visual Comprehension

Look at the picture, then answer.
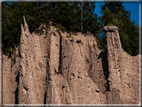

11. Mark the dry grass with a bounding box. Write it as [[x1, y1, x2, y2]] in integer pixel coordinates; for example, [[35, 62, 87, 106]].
[[85, 56, 90, 63], [52, 32, 56, 36], [89, 64, 92, 69], [93, 43, 96, 48], [66, 34, 72, 38]]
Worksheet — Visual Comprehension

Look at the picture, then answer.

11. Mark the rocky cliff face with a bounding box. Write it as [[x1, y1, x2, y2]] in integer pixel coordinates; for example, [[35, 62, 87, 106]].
[[2, 17, 139, 104]]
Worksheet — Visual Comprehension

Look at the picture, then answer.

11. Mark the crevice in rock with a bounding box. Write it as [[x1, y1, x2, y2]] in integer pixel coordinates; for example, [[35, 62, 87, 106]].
[[44, 28, 52, 104], [58, 30, 62, 74], [88, 42, 92, 66], [106, 80, 110, 91], [54, 68, 59, 74], [15, 71, 20, 104], [98, 50, 110, 91], [45, 56, 51, 104], [44, 92, 47, 104]]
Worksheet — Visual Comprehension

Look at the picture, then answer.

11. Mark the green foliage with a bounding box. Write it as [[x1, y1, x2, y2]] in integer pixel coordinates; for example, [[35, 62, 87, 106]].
[[101, 9, 115, 26], [108, 23, 115, 26], [82, 3, 101, 34], [56, 23, 65, 33]]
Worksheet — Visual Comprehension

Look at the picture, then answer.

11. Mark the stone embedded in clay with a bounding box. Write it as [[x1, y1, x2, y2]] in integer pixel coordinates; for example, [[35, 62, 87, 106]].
[[95, 89, 100, 92], [108, 26, 119, 32], [38, 62, 42, 69], [103, 26, 109, 32], [103, 26, 119, 32]]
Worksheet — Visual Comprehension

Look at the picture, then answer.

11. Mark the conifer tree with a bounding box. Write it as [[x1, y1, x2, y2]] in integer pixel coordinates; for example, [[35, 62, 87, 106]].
[[82, 2, 101, 34]]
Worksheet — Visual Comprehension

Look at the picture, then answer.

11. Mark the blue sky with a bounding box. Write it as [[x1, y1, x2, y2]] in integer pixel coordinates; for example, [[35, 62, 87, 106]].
[[95, 2, 139, 26]]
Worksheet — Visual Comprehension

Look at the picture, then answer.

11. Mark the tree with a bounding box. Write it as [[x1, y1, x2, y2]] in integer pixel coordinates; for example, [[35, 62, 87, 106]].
[[2, 2, 21, 55], [82, 2, 101, 34], [80, 2, 83, 32], [2, 2, 41, 55]]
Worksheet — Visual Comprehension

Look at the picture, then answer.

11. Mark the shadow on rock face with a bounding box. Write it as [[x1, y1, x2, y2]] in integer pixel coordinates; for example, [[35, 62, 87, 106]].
[[97, 51, 110, 92], [97, 51, 109, 80], [15, 72, 20, 104], [106, 88, 122, 104], [87, 50, 109, 94], [15, 88, 18, 104]]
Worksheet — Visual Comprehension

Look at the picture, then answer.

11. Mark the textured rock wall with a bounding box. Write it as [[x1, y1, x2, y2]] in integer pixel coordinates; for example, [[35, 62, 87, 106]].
[[3, 47, 20, 104], [18, 17, 108, 104], [49, 31, 108, 104], [43, 22, 108, 104], [2, 19, 139, 104]]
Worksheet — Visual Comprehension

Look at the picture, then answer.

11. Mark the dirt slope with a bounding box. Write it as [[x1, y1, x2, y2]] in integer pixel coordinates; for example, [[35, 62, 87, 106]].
[[2, 17, 139, 104]]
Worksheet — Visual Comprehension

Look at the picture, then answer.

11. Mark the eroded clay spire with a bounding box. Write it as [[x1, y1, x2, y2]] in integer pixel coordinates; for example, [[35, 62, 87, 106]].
[[23, 16, 29, 32], [21, 23, 24, 35]]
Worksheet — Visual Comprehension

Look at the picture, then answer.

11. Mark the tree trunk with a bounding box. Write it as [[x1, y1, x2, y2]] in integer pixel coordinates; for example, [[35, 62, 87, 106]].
[[80, 2, 83, 32]]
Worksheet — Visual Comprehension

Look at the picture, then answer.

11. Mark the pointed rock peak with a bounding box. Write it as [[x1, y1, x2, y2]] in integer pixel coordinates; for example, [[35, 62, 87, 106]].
[[103, 26, 119, 32], [23, 16, 29, 32]]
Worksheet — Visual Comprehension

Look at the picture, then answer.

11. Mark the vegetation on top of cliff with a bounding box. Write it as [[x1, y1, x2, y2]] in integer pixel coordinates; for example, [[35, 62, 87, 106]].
[[2, 2, 139, 56], [2, 2, 101, 56]]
